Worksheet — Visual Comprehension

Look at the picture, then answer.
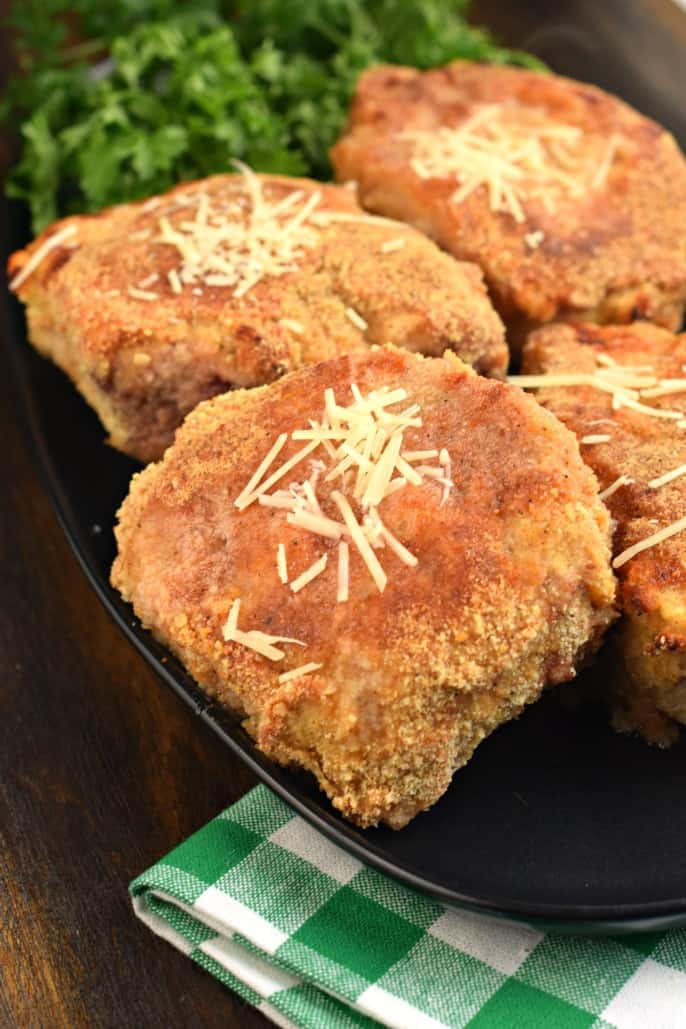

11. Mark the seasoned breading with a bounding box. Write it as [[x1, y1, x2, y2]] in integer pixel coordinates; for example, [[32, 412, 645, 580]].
[[331, 62, 686, 347], [111, 347, 616, 828], [521, 321, 686, 745], [8, 170, 506, 463]]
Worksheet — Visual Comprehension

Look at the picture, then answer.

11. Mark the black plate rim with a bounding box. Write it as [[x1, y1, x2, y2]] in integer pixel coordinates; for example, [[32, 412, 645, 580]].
[[5, 209, 686, 934]]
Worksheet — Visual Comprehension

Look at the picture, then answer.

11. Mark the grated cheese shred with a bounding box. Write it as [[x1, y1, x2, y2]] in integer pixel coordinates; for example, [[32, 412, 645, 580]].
[[345, 307, 368, 331], [509, 373, 682, 417], [380, 238, 406, 254], [402, 450, 439, 462], [290, 554, 328, 594], [156, 162, 322, 299], [641, 382, 686, 399], [598, 475, 632, 502], [613, 516, 686, 569], [278, 662, 323, 684], [127, 287, 159, 301], [222, 598, 305, 660], [150, 163, 407, 301], [228, 380, 456, 663], [10, 223, 78, 291], [167, 268, 182, 294], [331, 490, 387, 593], [280, 318, 304, 335], [137, 272, 159, 289], [286, 510, 345, 539], [403, 104, 617, 224], [234, 433, 288, 509], [515, 362, 686, 571], [648, 463, 686, 490], [236, 440, 319, 510], [277, 543, 288, 584]]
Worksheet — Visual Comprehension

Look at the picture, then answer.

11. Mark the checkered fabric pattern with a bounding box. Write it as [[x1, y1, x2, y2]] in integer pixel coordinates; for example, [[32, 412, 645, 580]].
[[131, 786, 686, 1028]]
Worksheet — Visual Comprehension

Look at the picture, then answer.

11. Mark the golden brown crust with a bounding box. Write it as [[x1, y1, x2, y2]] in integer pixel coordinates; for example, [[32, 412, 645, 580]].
[[8, 173, 506, 462], [522, 321, 686, 743], [331, 62, 686, 345], [112, 346, 616, 827]]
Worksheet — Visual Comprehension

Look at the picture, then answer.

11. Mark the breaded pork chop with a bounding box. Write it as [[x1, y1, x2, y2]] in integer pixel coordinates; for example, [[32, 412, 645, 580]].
[[331, 62, 686, 347], [8, 169, 506, 463], [522, 322, 686, 745], [112, 346, 615, 828]]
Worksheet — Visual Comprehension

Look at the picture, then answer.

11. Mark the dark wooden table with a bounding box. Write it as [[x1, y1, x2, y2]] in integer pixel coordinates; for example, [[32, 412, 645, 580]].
[[1, 3, 684, 1026]]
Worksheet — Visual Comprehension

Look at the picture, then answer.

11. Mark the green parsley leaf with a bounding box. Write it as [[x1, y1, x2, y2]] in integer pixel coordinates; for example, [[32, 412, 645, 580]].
[[3, 1, 542, 232]]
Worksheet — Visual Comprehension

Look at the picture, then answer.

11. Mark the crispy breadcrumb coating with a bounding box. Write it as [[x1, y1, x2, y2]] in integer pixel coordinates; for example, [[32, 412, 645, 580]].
[[8, 172, 506, 463], [331, 61, 686, 348], [112, 347, 615, 827], [522, 321, 686, 745]]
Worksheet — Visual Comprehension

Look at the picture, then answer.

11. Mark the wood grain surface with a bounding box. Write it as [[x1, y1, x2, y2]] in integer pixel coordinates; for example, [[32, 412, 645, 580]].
[[0, 341, 264, 1029], [1, 3, 685, 1027]]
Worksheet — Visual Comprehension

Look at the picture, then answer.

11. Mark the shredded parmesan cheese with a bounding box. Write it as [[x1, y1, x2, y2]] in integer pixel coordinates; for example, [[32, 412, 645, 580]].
[[237, 441, 320, 511], [228, 630, 285, 661], [290, 554, 328, 593], [380, 238, 406, 254], [345, 307, 368, 331], [331, 490, 387, 593], [277, 543, 288, 584], [403, 104, 615, 224], [383, 477, 407, 498], [613, 515, 686, 569], [9, 223, 78, 291], [402, 450, 439, 462], [591, 133, 620, 189], [596, 368, 657, 389], [375, 515, 418, 567], [127, 287, 159, 301], [137, 272, 159, 289], [224, 597, 241, 635], [580, 434, 611, 444], [234, 433, 288, 508], [157, 163, 323, 299], [286, 510, 345, 539], [509, 373, 636, 399], [222, 598, 305, 659], [278, 662, 322, 684], [439, 448, 453, 507], [648, 463, 686, 490], [167, 268, 182, 294], [613, 394, 682, 421], [280, 318, 304, 335], [230, 380, 453, 621], [258, 493, 298, 510], [509, 373, 684, 417], [598, 475, 632, 502], [640, 381, 686, 399]]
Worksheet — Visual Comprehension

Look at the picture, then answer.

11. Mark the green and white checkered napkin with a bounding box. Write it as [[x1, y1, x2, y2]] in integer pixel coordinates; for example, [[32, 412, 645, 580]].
[[131, 785, 686, 1028]]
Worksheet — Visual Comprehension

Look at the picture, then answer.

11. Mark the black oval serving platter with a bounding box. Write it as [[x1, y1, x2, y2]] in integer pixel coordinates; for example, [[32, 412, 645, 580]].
[[5, 4, 686, 933]]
